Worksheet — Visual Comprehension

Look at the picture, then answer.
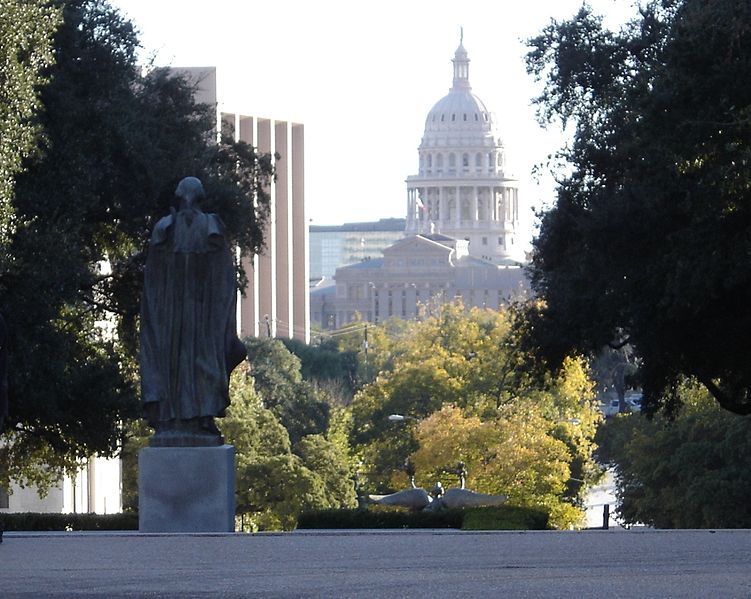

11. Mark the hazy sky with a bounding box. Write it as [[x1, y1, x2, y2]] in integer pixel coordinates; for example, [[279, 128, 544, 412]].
[[109, 0, 637, 242]]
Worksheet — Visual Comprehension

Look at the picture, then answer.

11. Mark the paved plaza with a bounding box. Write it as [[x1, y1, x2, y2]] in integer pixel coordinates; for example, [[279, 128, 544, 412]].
[[3, 528, 751, 598]]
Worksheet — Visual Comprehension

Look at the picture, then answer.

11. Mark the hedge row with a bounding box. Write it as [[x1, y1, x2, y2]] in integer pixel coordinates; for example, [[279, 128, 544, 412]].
[[0, 512, 138, 531], [0, 505, 549, 532], [297, 505, 549, 530]]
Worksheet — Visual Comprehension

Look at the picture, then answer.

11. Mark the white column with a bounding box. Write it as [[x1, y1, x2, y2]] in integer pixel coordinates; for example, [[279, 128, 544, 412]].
[[472, 186, 478, 226], [455, 186, 461, 222]]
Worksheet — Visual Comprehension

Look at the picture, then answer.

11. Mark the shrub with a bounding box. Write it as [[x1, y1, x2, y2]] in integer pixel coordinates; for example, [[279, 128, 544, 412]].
[[0, 512, 138, 531], [461, 505, 549, 530], [297, 505, 549, 530]]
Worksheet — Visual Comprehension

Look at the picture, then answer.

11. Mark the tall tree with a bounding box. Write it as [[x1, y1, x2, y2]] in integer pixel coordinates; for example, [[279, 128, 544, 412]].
[[221, 371, 355, 531], [598, 381, 751, 528], [1, 0, 274, 490], [525, 0, 751, 415], [244, 337, 329, 444], [0, 0, 60, 259]]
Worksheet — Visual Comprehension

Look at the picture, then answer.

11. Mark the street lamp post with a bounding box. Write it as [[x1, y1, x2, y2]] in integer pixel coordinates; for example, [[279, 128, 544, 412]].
[[388, 413, 419, 422]]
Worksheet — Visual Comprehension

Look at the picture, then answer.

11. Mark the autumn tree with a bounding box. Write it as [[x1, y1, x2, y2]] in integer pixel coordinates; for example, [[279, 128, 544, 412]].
[[349, 304, 600, 528]]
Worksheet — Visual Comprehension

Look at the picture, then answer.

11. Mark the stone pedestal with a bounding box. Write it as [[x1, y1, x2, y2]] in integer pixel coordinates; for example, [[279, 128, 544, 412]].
[[139, 445, 235, 533]]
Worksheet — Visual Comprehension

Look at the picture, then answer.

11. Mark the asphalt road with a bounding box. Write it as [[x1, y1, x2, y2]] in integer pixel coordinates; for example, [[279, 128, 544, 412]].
[[3, 528, 750, 598]]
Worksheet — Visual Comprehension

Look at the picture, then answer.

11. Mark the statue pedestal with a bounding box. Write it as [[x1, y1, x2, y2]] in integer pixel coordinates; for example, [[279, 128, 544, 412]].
[[139, 445, 235, 533]]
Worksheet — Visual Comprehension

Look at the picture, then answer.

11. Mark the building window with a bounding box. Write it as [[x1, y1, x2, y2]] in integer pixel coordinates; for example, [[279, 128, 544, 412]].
[[448, 154, 456, 168], [463, 113, 467, 121], [462, 153, 469, 167], [482, 237, 487, 245], [475, 153, 482, 167], [498, 236, 504, 245], [451, 113, 456, 121], [0, 486, 9, 509]]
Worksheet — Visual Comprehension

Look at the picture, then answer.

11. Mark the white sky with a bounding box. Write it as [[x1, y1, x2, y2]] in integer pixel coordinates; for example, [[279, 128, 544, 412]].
[[110, 0, 637, 243]]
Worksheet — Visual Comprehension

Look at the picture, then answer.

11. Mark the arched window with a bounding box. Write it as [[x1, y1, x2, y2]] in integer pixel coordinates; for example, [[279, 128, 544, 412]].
[[475, 153, 482, 167], [488, 152, 494, 168], [427, 154, 432, 168], [462, 153, 469, 167], [448, 153, 456, 168], [436, 154, 444, 168]]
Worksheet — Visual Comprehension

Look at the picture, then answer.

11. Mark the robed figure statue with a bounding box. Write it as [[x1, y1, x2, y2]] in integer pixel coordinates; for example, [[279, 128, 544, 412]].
[[140, 177, 246, 446]]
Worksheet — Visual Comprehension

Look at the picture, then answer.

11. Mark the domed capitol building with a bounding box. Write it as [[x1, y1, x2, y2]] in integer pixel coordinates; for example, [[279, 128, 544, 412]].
[[311, 38, 529, 329]]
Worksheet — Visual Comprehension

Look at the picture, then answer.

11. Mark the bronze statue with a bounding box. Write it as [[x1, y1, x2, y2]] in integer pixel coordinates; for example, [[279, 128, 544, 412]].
[[140, 177, 246, 446]]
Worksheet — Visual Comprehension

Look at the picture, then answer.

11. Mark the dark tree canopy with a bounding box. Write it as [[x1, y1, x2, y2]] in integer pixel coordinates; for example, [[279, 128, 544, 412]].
[[1, 0, 274, 488], [244, 337, 330, 444], [597, 383, 751, 528], [525, 0, 751, 415]]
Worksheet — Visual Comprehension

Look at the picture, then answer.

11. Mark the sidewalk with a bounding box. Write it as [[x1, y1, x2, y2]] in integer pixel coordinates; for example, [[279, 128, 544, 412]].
[[3, 528, 750, 598]]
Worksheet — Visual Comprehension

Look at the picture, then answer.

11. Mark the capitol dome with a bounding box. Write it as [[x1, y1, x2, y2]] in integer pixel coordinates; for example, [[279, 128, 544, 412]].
[[405, 36, 521, 264], [420, 41, 501, 149]]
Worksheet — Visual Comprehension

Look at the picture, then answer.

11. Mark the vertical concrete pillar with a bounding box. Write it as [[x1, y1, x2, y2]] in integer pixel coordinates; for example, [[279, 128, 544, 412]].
[[291, 123, 309, 343], [274, 121, 292, 339], [237, 115, 259, 339], [256, 118, 276, 337]]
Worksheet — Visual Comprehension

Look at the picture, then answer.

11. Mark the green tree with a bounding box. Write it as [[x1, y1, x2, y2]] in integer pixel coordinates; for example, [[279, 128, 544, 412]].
[[220, 370, 355, 530], [244, 337, 329, 443], [598, 381, 751, 528], [525, 0, 751, 415], [294, 434, 356, 509], [281, 337, 359, 398], [0, 0, 60, 251], [1, 0, 274, 490]]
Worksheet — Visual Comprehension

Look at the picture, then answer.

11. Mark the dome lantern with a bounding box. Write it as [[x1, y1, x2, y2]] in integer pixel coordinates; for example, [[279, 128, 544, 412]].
[[452, 29, 471, 90]]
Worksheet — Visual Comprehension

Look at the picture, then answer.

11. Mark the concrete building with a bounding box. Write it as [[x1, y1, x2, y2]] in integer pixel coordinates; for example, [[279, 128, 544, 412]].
[[0, 456, 122, 515], [311, 39, 528, 330], [179, 67, 309, 343], [309, 218, 405, 281]]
